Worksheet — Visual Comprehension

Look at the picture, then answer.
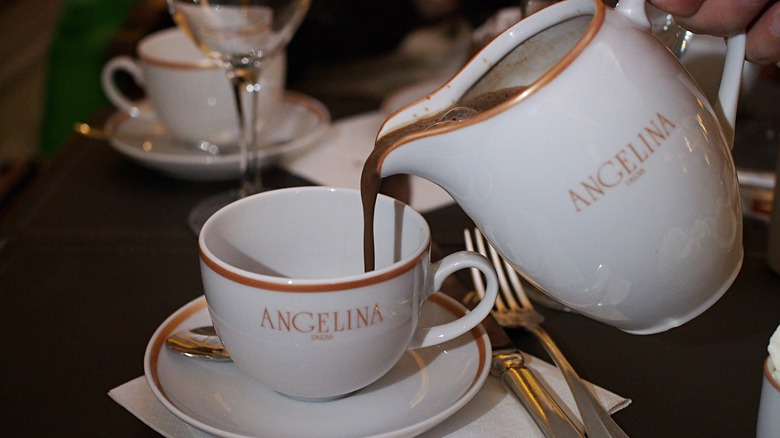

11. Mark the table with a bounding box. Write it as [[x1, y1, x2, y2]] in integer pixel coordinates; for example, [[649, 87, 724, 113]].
[[1, 94, 779, 438]]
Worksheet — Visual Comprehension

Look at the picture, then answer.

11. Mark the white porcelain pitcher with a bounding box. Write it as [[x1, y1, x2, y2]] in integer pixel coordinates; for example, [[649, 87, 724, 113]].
[[373, 0, 746, 334]]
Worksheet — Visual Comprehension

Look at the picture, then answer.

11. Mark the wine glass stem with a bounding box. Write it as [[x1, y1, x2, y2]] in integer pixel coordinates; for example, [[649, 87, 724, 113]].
[[229, 68, 263, 198]]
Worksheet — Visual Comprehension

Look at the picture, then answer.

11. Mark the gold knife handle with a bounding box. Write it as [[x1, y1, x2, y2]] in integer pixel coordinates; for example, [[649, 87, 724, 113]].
[[492, 352, 585, 438]]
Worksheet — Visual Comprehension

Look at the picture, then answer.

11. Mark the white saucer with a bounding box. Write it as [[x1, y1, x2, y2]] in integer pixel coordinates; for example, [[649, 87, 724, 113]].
[[105, 92, 330, 181], [144, 293, 491, 438]]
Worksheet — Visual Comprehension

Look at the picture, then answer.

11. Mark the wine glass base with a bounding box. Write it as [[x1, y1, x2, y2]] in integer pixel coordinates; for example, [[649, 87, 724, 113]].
[[187, 190, 243, 235]]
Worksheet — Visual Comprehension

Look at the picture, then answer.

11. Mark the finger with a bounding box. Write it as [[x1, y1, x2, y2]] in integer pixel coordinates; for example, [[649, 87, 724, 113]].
[[744, 1, 780, 64], [672, 0, 773, 36], [647, 0, 706, 17]]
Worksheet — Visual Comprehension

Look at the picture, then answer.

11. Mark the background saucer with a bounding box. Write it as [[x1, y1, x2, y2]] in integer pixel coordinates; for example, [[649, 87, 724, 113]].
[[105, 92, 329, 181]]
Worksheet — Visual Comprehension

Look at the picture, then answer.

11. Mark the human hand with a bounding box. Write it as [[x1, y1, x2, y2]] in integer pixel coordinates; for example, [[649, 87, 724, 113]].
[[647, 0, 780, 65]]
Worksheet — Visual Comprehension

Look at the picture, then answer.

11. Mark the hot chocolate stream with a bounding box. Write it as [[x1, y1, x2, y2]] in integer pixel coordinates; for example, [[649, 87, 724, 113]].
[[361, 86, 526, 272]]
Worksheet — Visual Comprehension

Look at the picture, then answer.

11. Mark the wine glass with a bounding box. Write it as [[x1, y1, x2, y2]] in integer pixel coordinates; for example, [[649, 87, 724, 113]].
[[166, 0, 311, 234], [647, 4, 692, 58]]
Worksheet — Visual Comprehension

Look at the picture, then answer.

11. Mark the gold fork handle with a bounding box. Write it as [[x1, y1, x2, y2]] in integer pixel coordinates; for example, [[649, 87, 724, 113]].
[[493, 352, 585, 438], [527, 324, 631, 438]]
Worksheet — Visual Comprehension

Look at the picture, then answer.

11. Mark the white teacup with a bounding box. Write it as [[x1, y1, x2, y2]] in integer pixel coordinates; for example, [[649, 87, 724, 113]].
[[101, 27, 285, 145], [198, 186, 498, 400], [758, 356, 780, 438]]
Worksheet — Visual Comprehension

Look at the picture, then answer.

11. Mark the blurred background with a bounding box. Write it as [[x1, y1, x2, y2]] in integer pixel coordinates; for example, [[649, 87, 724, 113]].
[[0, 0, 520, 165]]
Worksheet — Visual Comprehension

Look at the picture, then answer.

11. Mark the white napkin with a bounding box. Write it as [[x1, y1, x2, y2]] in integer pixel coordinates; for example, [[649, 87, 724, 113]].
[[109, 353, 630, 438], [279, 111, 454, 213], [419, 354, 630, 437]]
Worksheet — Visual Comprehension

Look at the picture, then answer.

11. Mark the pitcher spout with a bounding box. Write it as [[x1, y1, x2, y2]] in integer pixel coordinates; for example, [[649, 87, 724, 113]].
[[372, 126, 466, 195]]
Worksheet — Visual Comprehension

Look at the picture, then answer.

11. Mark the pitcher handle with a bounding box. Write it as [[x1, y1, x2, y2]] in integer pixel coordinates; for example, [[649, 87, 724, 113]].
[[716, 32, 746, 149], [616, 0, 746, 149], [615, 0, 650, 28]]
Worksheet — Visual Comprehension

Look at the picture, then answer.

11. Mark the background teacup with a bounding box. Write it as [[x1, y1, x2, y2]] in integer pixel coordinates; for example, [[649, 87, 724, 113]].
[[101, 27, 285, 145], [198, 186, 498, 400]]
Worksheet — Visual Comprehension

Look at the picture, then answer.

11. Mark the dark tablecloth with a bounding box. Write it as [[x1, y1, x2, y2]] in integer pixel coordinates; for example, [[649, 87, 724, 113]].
[[1, 105, 779, 437]]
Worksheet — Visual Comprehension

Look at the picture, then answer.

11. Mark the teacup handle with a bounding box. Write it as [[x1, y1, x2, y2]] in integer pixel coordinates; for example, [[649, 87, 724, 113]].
[[410, 251, 498, 349], [100, 56, 156, 120]]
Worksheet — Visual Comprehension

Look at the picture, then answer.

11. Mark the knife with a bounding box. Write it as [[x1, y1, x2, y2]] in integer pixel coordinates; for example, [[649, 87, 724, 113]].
[[439, 272, 584, 438], [485, 313, 585, 438]]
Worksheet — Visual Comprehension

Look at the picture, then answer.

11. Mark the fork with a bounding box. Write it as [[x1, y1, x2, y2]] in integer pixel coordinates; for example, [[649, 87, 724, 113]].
[[465, 228, 630, 438]]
